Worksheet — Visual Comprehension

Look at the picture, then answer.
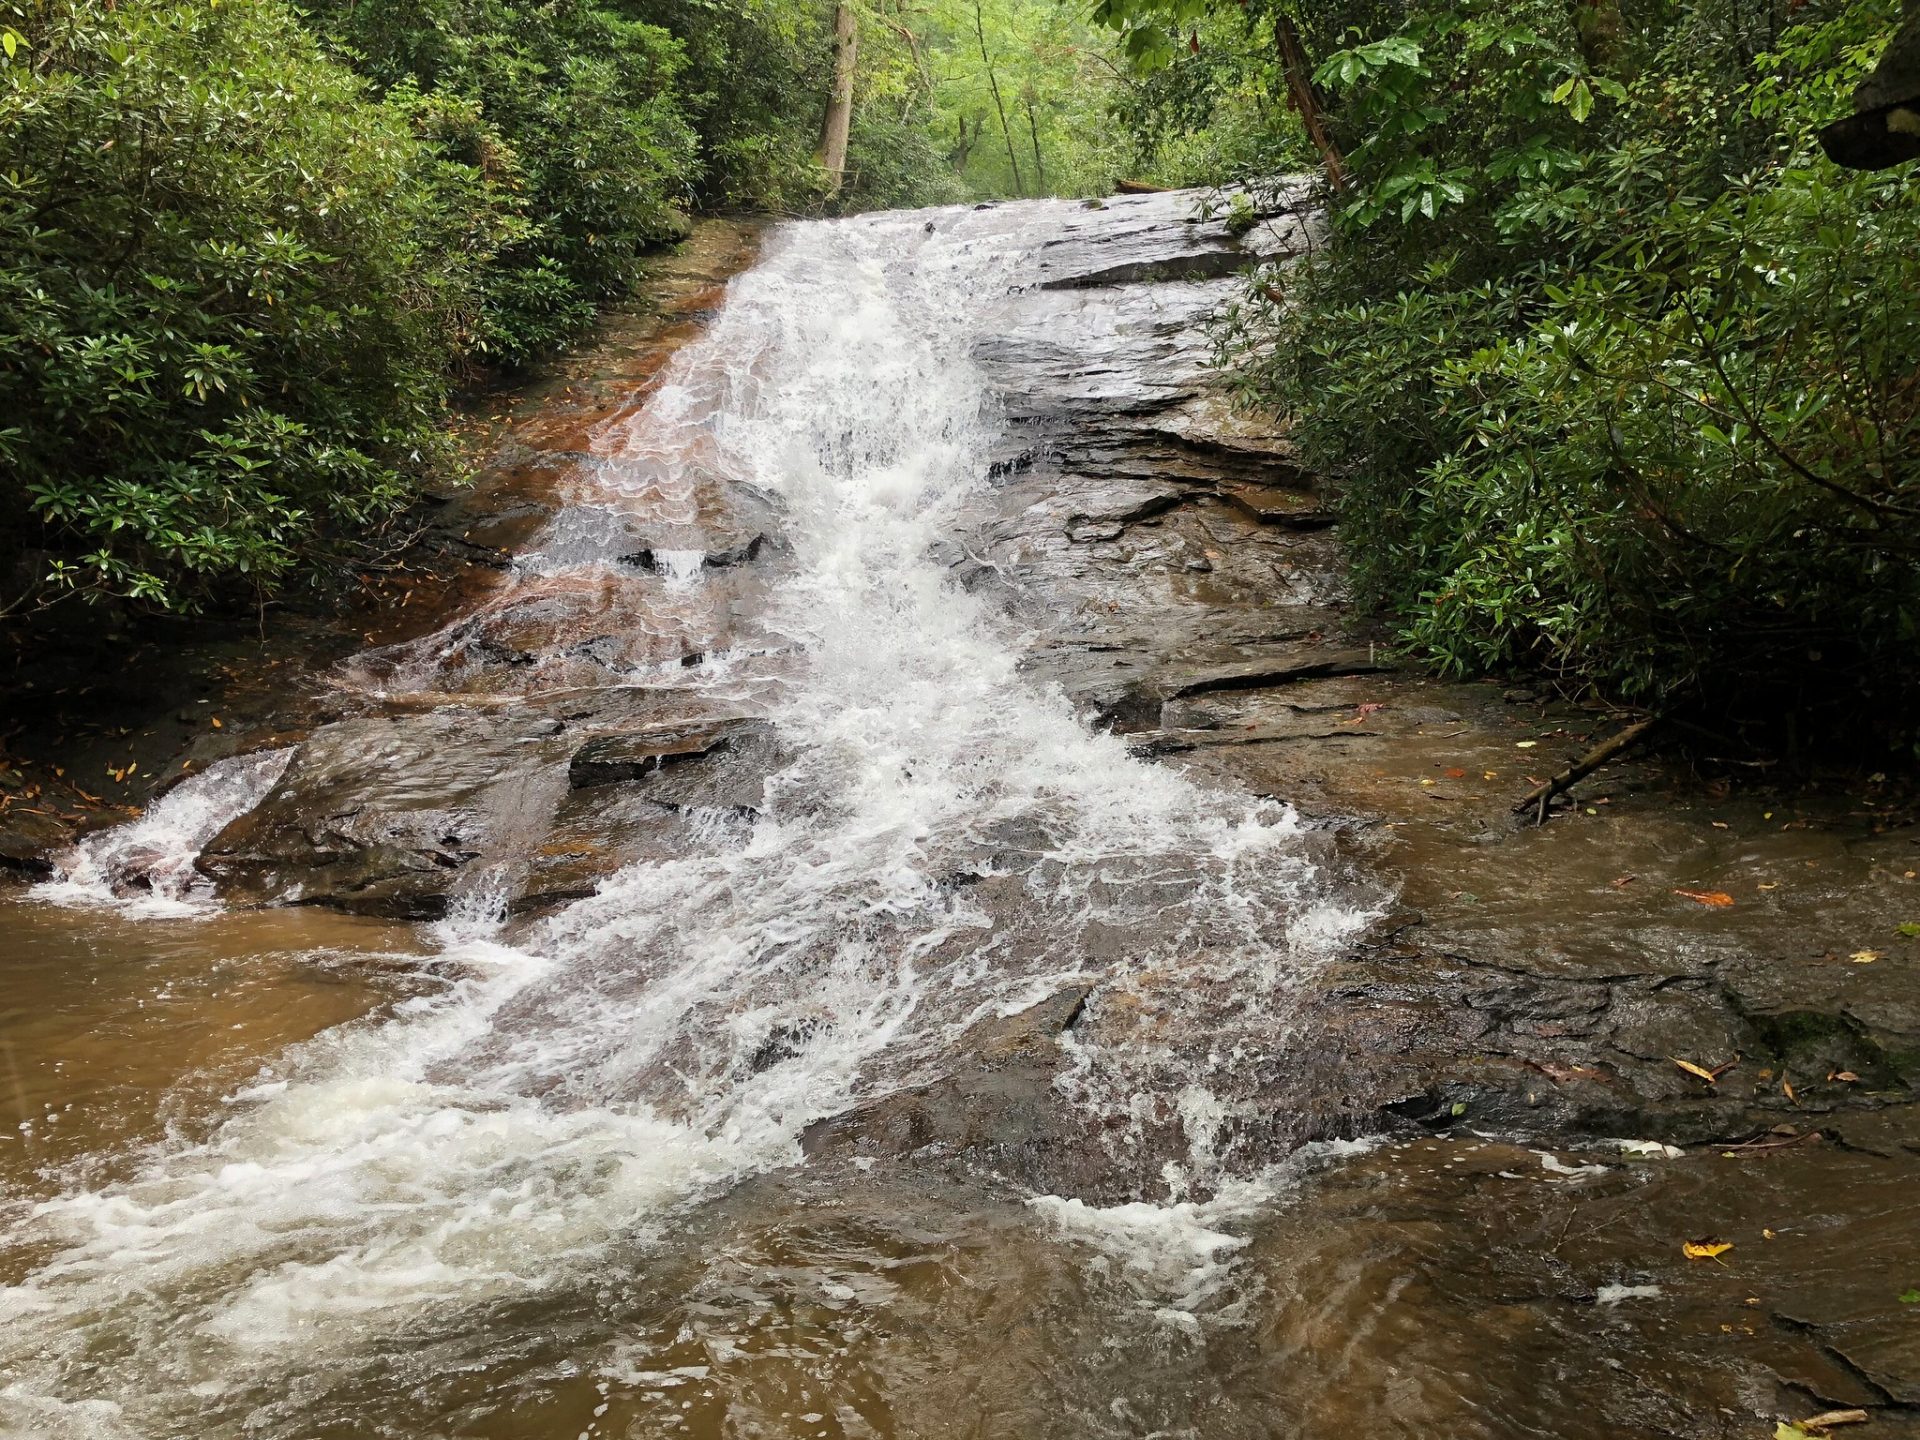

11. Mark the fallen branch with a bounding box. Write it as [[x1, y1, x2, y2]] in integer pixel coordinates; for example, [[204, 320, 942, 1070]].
[[1514, 715, 1660, 825], [1113, 178, 1174, 194]]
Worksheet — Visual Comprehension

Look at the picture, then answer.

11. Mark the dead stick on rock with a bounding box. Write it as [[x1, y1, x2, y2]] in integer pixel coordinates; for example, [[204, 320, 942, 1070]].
[[1514, 716, 1661, 825]]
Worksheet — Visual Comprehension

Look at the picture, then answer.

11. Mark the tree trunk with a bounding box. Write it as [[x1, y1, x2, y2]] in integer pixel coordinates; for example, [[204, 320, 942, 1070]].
[[1023, 95, 1046, 193], [819, 3, 858, 194], [1274, 13, 1346, 193], [973, 0, 1024, 194], [1569, 0, 1630, 75], [950, 114, 973, 170]]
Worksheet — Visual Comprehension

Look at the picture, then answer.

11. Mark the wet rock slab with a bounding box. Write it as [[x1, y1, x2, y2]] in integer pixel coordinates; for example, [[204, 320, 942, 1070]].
[[197, 711, 575, 917]]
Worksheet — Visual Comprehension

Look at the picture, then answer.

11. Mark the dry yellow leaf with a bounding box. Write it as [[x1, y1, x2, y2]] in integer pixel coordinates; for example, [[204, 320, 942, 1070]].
[[1672, 1057, 1718, 1084], [1674, 888, 1735, 907], [1797, 1410, 1870, 1433], [1683, 1239, 1733, 1260], [1849, 950, 1881, 964], [211, 715, 223, 729]]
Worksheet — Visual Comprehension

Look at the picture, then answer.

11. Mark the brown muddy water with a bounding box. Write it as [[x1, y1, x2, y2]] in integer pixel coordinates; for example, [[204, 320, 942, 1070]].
[[2, 195, 1917, 1440]]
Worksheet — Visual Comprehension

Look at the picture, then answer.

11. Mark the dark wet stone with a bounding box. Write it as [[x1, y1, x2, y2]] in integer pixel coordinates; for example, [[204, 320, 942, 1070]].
[[620, 533, 768, 571], [1158, 649, 1392, 699], [0, 807, 67, 873], [198, 711, 575, 918], [568, 718, 767, 789], [567, 717, 782, 813], [1030, 188, 1316, 290], [1216, 480, 1333, 528], [801, 983, 1095, 1188]]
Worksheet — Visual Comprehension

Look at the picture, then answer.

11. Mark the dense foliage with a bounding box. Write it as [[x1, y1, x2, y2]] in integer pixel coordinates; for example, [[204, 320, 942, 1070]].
[[303, 0, 700, 365], [1103, 0, 1920, 745], [0, 0, 469, 614]]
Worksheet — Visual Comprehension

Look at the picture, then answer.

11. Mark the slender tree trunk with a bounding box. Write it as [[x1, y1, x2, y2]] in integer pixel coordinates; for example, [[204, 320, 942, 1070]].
[[972, 0, 1024, 194], [950, 113, 977, 170], [1273, 13, 1346, 193], [819, 2, 858, 194], [1023, 95, 1046, 193]]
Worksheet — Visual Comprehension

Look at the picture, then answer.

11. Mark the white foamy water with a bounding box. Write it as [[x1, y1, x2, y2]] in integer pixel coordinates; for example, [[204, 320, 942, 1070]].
[[0, 200, 1372, 1428], [30, 749, 293, 916], [1028, 1138, 1382, 1332]]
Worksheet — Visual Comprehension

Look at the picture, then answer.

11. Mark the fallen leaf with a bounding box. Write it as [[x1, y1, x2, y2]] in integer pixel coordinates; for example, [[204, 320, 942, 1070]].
[[1899, 1287, 1920, 1304], [1711, 820, 1729, 829], [1674, 888, 1735, 907], [1763, 1228, 1777, 1240], [1683, 1238, 1733, 1260], [211, 715, 223, 729], [1850, 950, 1881, 964], [1672, 1057, 1719, 1084], [1444, 767, 1467, 779], [1898, 922, 1920, 939], [1796, 1411, 1870, 1433], [1783, 1076, 1796, 1103], [1758, 881, 1779, 891], [1610, 874, 1637, 888], [1830, 1070, 1861, 1083], [1515, 740, 1538, 749]]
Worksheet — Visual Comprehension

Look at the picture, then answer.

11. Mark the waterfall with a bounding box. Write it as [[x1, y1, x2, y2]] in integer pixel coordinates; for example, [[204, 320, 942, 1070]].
[[0, 200, 1370, 1433]]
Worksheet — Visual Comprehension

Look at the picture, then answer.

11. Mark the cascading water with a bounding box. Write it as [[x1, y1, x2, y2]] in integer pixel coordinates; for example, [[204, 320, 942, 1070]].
[[31, 749, 294, 916], [0, 199, 1372, 1436]]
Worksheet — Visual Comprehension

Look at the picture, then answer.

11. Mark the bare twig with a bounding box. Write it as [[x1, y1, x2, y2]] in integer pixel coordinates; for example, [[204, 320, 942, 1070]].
[[1514, 715, 1661, 824]]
